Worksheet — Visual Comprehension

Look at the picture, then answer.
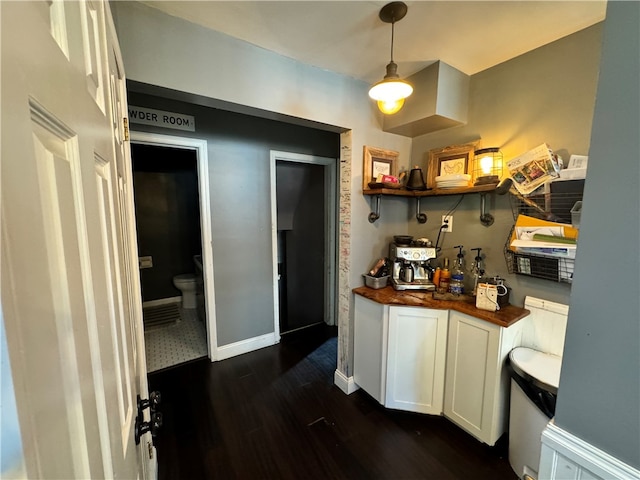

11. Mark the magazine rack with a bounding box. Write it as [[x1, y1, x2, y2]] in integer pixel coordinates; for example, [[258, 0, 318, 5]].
[[504, 183, 583, 283]]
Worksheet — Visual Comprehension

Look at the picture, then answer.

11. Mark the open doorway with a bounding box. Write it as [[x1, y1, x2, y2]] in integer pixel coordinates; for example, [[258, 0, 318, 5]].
[[130, 132, 217, 372], [270, 151, 337, 337]]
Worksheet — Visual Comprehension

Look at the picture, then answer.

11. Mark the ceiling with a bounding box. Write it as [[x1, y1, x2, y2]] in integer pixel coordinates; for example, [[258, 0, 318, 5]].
[[139, 1, 606, 84]]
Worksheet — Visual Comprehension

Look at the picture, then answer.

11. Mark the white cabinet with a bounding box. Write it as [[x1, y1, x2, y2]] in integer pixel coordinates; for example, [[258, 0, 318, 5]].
[[354, 295, 529, 445], [385, 306, 448, 414], [353, 298, 448, 414], [443, 310, 525, 445], [353, 296, 389, 404]]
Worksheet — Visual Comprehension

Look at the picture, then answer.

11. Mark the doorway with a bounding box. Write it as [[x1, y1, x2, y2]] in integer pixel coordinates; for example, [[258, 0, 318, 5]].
[[130, 132, 217, 371], [270, 151, 337, 337]]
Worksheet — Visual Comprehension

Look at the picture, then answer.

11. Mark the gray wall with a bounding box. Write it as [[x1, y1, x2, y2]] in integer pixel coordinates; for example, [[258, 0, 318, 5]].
[[128, 88, 339, 346], [409, 24, 603, 307], [554, 1, 640, 469]]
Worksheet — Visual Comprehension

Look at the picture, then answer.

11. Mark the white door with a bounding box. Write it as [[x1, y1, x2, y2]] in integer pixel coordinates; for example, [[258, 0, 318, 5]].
[[1, 1, 154, 478], [444, 311, 501, 444], [385, 306, 448, 414], [269, 150, 338, 338]]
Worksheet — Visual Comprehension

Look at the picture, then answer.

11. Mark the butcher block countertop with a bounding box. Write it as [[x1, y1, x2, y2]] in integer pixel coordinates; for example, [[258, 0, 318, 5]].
[[353, 286, 530, 328]]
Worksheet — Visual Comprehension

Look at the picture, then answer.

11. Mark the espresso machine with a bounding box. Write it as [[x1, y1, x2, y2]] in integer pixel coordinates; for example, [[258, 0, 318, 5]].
[[390, 243, 437, 291]]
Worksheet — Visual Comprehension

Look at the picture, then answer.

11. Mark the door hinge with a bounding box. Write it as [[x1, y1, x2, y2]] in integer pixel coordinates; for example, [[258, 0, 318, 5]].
[[135, 392, 162, 445], [123, 117, 130, 141]]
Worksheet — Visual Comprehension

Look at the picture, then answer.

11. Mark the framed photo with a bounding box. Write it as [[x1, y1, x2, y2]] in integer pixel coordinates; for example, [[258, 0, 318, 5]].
[[363, 146, 399, 190], [427, 141, 478, 189]]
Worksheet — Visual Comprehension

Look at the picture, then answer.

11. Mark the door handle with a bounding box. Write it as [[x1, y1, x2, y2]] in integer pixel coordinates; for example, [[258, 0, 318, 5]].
[[135, 391, 162, 445]]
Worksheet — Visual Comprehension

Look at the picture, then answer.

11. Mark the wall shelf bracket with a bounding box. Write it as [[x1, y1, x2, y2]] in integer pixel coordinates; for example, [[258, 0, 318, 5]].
[[415, 197, 427, 224], [368, 195, 381, 223], [479, 193, 495, 226]]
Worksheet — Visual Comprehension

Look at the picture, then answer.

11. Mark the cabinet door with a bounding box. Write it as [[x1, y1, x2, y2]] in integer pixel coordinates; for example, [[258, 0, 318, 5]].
[[353, 296, 388, 404], [385, 306, 448, 414], [444, 311, 502, 444]]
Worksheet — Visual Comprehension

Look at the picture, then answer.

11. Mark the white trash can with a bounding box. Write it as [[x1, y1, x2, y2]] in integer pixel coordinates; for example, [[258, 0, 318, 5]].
[[508, 347, 562, 480]]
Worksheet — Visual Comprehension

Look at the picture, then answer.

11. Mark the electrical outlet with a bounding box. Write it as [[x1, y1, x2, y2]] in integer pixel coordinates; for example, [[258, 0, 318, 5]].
[[442, 215, 453, 233]]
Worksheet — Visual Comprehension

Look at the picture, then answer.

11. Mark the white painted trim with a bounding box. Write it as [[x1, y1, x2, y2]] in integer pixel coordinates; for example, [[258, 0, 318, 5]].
[[524, 296, 570, 316], [269, 150, 338, 339], [268, 154, 281, 341], [216, 333, 279, 361], [334, 369, 360, 395], [539, 421, 640, 480], [142, 297, 181, 308], [129, 132, 218, 361]]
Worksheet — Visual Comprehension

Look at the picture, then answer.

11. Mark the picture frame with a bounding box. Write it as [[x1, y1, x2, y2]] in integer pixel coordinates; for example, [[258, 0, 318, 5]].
[[427, 141, 479, 189], [363, 146, 399, 190]]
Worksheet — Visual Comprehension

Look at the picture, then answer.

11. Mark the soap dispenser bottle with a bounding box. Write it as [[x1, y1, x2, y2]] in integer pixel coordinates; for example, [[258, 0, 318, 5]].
[[450, 245, 465, 295], [470, 248, 485, 296]]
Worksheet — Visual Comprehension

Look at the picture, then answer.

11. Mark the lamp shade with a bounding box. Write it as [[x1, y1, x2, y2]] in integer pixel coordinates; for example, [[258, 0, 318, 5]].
[[473, 147, 503, 185], [368, 78, 413, 102]]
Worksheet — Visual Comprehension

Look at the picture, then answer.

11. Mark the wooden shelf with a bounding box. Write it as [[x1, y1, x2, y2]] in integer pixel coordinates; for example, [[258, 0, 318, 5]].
[[363, 184, 497, 197], [364, 183, 499, 224]]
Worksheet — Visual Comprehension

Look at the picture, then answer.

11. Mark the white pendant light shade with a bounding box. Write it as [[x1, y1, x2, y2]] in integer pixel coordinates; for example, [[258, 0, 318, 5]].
[[368, 78, 413, 102]]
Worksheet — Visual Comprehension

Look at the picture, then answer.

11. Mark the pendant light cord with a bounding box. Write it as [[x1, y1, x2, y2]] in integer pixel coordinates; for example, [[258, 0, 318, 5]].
[[390, 21, 395, 62]]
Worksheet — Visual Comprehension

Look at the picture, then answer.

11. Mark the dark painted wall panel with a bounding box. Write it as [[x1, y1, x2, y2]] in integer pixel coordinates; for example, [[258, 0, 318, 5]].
[[277, 162, 325, 332], [133, 144, 201, 302]]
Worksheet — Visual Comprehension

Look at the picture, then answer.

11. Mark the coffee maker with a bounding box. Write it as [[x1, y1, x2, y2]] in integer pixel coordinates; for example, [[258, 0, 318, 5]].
[[390, 243, 437, 291]]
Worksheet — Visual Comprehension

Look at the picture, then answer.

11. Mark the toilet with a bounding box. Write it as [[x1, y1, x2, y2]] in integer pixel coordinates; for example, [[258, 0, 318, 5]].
[[173, 274, 197, 309]]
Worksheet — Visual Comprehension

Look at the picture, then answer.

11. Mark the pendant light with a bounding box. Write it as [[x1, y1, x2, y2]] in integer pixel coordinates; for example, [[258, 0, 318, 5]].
[[368, 2, 413, 115]]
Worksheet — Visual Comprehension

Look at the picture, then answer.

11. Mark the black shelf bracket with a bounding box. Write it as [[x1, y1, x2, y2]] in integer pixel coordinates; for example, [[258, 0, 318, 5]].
[[415, 197, 427, 223], [479, 193, 495, 226], [368, 194, 381, 223]]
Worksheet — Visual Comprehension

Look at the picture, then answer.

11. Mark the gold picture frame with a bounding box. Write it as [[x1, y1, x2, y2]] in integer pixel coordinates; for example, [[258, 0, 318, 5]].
[[427, 141, 479, 189], [363, 146, 399, 190]]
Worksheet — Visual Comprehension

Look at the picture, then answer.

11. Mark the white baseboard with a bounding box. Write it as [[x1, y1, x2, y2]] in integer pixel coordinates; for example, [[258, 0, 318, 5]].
[[142, 296, 181, 308], [215, 332, 279, 361], [334, 369, 359, 395], [539, 420, 640, 480]]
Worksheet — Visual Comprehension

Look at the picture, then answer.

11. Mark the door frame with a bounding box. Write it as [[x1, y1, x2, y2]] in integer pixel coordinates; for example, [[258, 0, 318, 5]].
[[130, 131, 218, 360], [269, 151, 338, 339]]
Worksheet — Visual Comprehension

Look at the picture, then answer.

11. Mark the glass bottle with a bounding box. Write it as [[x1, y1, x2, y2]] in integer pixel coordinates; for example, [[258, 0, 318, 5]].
[[439, 258, 451, 293], [450, 246, 465, 295]]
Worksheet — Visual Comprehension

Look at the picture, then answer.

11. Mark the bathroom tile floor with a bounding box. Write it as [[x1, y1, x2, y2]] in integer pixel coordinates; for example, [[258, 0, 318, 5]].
[[144, 306, 208, 373]]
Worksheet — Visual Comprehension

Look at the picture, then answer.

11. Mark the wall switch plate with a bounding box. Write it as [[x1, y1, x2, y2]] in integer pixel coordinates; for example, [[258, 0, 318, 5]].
[[442, 215, 453, 233], [139, 256, 153, 269]]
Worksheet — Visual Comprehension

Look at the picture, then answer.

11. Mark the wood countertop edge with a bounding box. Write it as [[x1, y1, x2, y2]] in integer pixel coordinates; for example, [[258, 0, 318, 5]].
[[353, 286, 530, 328]]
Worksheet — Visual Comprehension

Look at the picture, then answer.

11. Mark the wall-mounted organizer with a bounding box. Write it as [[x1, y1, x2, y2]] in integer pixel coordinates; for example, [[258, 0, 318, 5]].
[[504, 179, 584, 283]]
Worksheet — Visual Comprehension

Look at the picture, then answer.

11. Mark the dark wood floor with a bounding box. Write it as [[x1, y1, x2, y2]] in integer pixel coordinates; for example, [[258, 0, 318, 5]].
[[149, 324, 517, 479]]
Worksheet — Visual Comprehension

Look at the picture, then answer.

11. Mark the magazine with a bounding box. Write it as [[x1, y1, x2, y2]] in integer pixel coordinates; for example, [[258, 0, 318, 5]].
[[506, 143, 559, 195]]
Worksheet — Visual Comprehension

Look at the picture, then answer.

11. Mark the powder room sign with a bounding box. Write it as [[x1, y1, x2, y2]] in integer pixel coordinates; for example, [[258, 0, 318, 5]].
[[128, 106, 196, 132]]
